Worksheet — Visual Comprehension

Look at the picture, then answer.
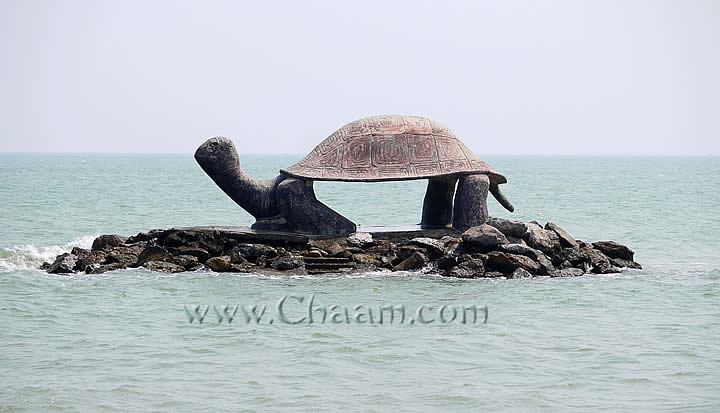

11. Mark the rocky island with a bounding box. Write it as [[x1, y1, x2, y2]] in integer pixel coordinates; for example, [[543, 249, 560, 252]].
[[41, 217, 641, 278]]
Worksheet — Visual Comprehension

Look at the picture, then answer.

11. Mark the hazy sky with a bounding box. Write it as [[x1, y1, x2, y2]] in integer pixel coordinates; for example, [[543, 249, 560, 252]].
[[1, 0, 718, 155]]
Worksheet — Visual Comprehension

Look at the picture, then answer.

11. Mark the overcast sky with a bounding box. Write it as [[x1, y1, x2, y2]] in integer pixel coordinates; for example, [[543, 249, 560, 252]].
[[1, 0, 718, 155]]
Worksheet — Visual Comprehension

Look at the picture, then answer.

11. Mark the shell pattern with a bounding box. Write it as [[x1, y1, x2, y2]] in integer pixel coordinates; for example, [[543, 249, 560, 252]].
[[281, 115, 506, 183]]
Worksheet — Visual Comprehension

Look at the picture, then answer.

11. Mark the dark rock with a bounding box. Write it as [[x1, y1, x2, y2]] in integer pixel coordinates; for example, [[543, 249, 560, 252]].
[[160, 231, 186, 247], [308, 238, 346, 256], [461, 224, 508, 251], [523, 224, 561, 255], [207, 256, 232, 272], [544, 222, 578, 249], [486, 251, 541, 274], [408, 237, 444, 259], [172, 255, 200, 270], [48, 253, 77, 274], [499, 243, 555, 275], [439, 236, 462, 255], [85, 262, 124, 274], [137, 245, 170, 266], [92, 234, 127, 250], [483, 271, 506, 278], [552, 247, 585, 266], [509, 268, 533, 279], [77, 250, 107, 271], [610, 258, 642, 270], [346, 232, 373, 248], [579, 246, 617, 274], [436, 255, 458, 271], [447, 257, 485, 278], [592, 241, 635, 261], [552, 268, 585, 277], [486, 217, 527, 238], [142, 260, 185, 273], [351, 254, 382, 266], [104, 245, 143, 266], [364, 240, 392, 255], [270, 256, 303, 271], [394, 251, 429, 271], [229, 263, 254, 272], [125, 229, 163, 244], [168, 246, 211, 262], [397, 245, 427, 261], [39, 261, 51, 270], [231, 243, 277, 263], [70, 247, 91, 271]]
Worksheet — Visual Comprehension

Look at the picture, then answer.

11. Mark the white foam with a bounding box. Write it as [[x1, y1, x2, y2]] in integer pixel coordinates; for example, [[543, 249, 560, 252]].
[[0, 235, 97, 272]]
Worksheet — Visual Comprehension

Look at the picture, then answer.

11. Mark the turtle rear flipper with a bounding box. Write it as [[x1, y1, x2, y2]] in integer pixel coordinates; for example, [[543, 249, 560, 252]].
[[490, 183, 514, 212]]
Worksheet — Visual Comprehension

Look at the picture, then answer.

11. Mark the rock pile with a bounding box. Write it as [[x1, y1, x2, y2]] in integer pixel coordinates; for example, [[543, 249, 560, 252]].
[[41, 218, 641, 278]]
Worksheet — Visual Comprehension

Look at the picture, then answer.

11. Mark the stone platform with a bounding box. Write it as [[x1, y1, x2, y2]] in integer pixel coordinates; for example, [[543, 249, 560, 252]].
[[40, 218, 642, 279]]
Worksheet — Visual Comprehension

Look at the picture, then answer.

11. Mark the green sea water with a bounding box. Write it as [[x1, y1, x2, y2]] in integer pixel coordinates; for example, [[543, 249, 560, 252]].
[[1, 154, 719, 411]]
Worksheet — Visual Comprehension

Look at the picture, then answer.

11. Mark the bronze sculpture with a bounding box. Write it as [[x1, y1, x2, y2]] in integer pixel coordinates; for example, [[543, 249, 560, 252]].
[[195, 115, 514, 235]]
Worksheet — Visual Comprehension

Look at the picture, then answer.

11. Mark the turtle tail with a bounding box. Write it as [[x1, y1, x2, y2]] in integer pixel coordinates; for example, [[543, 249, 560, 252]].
[[490, 183, 514, 212]]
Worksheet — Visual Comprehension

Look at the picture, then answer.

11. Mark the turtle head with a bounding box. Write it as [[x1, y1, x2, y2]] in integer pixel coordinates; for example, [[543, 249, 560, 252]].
[[194, 136, 241, 176]]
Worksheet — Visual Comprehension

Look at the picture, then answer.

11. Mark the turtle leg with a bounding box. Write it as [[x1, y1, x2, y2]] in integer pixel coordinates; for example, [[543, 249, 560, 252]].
[[452, 174, 490, 232], [421, 178, 457, 228], [275, 177, 356, 235]]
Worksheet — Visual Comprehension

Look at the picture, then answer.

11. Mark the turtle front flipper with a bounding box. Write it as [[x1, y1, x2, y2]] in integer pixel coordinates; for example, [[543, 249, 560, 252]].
[[275, 176, 356, 236], [452, 174, 490, 231]]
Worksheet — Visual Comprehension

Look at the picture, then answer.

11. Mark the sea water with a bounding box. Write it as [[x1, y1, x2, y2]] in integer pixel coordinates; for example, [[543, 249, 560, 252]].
[[1, 154, 718, 411]]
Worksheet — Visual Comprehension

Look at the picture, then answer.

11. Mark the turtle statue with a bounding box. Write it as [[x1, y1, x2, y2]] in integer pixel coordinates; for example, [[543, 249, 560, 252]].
[[195, 115, 514, 235]]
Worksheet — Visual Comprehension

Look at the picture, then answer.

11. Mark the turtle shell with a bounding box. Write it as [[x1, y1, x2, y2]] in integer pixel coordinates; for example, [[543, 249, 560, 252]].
[[281, 115, 506, 184]]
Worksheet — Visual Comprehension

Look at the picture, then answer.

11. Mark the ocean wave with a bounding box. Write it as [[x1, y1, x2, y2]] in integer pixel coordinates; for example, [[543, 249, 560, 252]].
[[0, 235, 97, 273]]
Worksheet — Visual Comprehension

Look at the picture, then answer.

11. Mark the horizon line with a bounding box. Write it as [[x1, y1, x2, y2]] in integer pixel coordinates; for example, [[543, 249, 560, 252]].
[[0, 152, 718, 157]]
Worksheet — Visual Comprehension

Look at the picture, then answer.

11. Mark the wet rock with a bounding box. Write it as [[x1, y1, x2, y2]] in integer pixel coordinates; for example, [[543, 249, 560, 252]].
[[592, 241, 635, 261], [270, 256, 303, 271], [309, 238, 346, 256], [137, 245, 170, 266], [48, 253, 77, 274], [142, 260, 185, 273], [397, 245, 426, 261], [408, 237, 444, 259], [485, 251, 541, 274], [168, 246, 210, 262], [77, 250, 107, 271], [172, 254, 199, 270], [545, 222, 578, 249], [92, 234, 127, 250], [552, 268, 585, 277], [552, 247, 585, 266], [447, 257, 484, 278], [436, 255, 458, 271], [232, 244, 277, 263], [85, 262, 124, 274], [499, 243, 555, 275], [351, 253, 382, 266], [394, 251, 429, 271], [579, 246, 617, 274], [461, 224, 508, 251], [160, 231, 186, 247], [207, 256, 232, 272], [610, 258, 642, 270], [487, 217, 528, 238], [523, 224, 561, 255], [439, 236, 462, 255], [510, 268, 533, 279], [125, 229, 163, 244], [347, 232, 373, 248], [104, 245, 143, 267], [364, 240, 392, 255]]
